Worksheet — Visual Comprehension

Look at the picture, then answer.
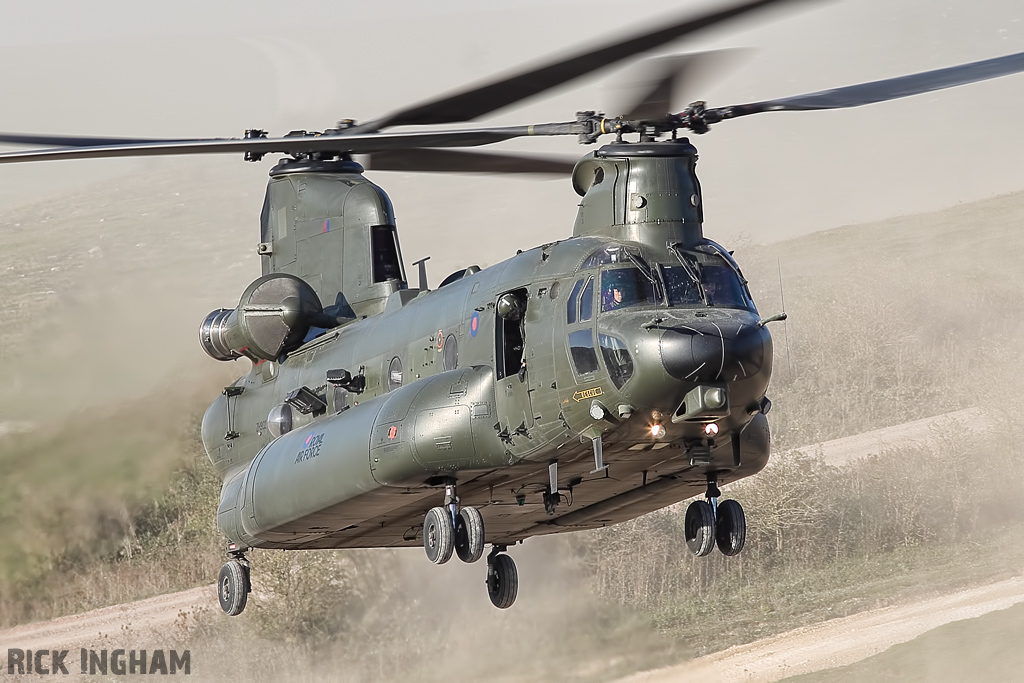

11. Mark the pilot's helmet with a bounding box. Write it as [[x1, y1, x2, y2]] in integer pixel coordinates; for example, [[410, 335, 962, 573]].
[[603, 268, 637, 307]]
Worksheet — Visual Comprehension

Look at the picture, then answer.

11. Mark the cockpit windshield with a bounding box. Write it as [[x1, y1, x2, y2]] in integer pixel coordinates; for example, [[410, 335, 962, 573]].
[[662, 263, 751, 308], [582, 242, 755, 314], [600, 267, 658, 312], [662, 247, 754, 310]]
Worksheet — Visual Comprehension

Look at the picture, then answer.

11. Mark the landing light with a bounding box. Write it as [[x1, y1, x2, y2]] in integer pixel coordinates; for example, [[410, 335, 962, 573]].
[[704, 423, 720, 436], [650, 424, 666, 439]]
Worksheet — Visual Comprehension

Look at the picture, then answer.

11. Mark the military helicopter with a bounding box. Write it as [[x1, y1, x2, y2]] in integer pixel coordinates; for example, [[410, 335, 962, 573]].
[[3, 0, 1024, 615]]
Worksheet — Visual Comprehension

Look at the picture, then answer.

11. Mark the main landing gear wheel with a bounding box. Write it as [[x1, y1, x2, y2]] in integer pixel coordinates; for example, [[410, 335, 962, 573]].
[[423, 506, 454, 564], [454, 506, 485, 563], [486, 550, 518, 609], [716, 499, 746, 556], [218, 558, 250, 617], [684, 500, 717, 557]]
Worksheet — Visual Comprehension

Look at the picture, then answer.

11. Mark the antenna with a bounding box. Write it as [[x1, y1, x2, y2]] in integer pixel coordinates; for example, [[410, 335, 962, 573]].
[[412, 256, 431, 291], [777, 257, 794, 379]]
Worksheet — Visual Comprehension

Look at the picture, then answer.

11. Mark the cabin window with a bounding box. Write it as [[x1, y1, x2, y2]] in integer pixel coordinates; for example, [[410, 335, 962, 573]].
[[443, 334, 458, 371], [387, 356, 403, 391], [568, 329, 599, 375], [566, 279, 584, 324], [371, 225, 404, 283], [599, 334, 634, 388]]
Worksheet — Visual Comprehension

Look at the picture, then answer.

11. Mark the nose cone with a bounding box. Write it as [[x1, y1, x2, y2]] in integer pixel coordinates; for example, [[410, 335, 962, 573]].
[[660, 319, 770, 382]]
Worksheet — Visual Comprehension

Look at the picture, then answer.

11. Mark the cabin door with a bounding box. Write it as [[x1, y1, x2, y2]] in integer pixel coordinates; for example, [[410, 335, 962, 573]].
[[493, 288, 538, 456]]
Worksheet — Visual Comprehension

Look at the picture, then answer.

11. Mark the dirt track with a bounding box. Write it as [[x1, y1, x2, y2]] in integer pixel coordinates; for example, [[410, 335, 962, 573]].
[[0, 585, 212, 652], [791, 407, 987, 466], [617, 576, 1024, 682]]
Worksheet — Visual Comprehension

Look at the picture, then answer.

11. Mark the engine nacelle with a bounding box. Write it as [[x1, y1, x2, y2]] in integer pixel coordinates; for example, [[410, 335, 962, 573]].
[[199, 273, 324, 362]]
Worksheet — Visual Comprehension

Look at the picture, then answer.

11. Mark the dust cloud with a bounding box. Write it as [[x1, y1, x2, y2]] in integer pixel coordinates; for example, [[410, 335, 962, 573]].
[[169, 539, 680, 683]]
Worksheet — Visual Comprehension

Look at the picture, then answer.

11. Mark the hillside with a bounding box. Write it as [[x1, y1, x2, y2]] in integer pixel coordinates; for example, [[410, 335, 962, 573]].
[[1, 182, 1023, 679]]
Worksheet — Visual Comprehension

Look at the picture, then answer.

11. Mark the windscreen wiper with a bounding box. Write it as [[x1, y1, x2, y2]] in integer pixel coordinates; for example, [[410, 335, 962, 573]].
[[623, 248, 663, 300], [667, 242, 707, 304], [699, 242, 748, 285]]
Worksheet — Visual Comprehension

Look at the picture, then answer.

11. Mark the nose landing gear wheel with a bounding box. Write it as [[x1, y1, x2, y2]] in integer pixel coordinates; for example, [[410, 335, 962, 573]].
[[486, 551, 518, 609], [684, 499, 717, 557], [423, 506, 455, 564], [454, 506, 485, 563], [218, 559, 250, 616], [716, 499, 746, 556]]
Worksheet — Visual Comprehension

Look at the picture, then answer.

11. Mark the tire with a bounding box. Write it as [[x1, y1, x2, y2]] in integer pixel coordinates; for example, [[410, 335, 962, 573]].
[[716, 499, 747, 556], [423, 506, 455, 565], [684, 500, 716, 557], [486, 553, 518, 609], [218, 560, 249, 617], [455, 506, 485, 563]]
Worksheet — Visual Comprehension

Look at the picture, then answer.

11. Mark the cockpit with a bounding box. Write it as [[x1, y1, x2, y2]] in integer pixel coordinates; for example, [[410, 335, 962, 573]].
[[576, 243, 756, 314], [561, 242, 757, 388]]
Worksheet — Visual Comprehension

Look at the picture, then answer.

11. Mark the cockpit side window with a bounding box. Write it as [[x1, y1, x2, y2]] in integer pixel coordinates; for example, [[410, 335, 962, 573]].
[[568, 329, 599, 375], [599, 334, 634, 388], [580, 277, 594, 322], [600, 267, 657, 312], [566, 279, 584, 324]]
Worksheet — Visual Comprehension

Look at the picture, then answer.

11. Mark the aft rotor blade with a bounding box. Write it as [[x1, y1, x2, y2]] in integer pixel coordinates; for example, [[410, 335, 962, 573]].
[[356, 0, 808, 131], [0, 125, 580, 165], [363, 149, 577, 175], [714, 50, 1024, 118], [617, 49, 749, 120], [0, 132, 183, 147]]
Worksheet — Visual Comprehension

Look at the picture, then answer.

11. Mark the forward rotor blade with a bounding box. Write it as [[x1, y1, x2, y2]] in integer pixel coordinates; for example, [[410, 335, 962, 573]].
[[356, 0, 808, 132], [0, 126, 580, 165], [715, 50, 1024, 118], [363, 149, 578, 175]]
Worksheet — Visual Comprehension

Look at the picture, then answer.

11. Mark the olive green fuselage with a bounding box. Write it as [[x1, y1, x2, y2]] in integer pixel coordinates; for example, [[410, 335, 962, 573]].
[[201, 140, 775, 551]]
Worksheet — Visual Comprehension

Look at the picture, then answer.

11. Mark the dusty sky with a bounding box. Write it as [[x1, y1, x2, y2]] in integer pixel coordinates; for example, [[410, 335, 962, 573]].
[[0, 0, 1022, 247]]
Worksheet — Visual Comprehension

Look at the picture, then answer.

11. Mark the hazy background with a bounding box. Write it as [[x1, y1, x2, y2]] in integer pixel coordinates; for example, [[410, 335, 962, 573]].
[[3, 4, 1024, 675]]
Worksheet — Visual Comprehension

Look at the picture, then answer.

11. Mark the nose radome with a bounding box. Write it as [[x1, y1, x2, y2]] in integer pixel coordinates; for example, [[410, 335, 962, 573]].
[[721, 324, 768, 382], [660, 322, 768, 382]]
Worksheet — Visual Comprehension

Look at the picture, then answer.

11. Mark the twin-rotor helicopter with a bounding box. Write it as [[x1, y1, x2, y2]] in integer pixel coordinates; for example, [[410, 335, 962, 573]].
[[3, 0, 1023, 614]]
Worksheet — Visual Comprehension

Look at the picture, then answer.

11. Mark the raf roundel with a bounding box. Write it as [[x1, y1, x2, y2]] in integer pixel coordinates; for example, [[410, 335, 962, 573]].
[[470, 312, 479, 338]]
